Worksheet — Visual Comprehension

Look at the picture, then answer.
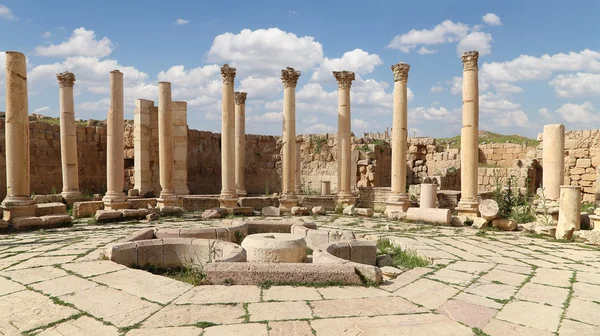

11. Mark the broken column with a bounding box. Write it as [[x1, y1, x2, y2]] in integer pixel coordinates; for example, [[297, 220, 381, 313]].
[[102, 70, 128, 210], [419, 183, 437, 209], [542, 124, 565, 201], [280, 67, 301, 212], [234, 92, 247, 196], [2, 51, 36, 221], [456, 51, 480, 217], [157, 82, 177, 208], [57, 71, 81, 203], [173, 101, 189, 195], [333, 71, 356, 207], [219, 64, 238, 208], [295, 140, 302, 194], [386, 63, 410, 216], [133, 99, 153, 196], [555, 186, 581, 240]]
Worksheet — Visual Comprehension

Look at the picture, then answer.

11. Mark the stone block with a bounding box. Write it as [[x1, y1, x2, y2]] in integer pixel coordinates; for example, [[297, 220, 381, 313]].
[[2, 205, 36, 221], [576, 159, 592, 168], [202, 208, 222, 219], [35, 203, 66, 216], [348, 240, 377, 265], [492, 218, 517, 231], [32, 195, 50, 204], [0, 219, 7, 229], [162, 238, 195, 268], [120, 208, 149, 219], [262, 206, 281, 217], [39, 215, 72, 228], [305, 230, 330, 250], [12, 216, 44, 230], [160, 206, 184, 216], [137, 239, 164, 268], [129, 198, 157, 209], [311, 206, 326, 215], [95, 210, 123, 222], [354, 208, 373, 217], [110, 242, 138, 267], [48, 195, 63, 203], [291, 206, 310, 216], [73, 201, 104, 218]]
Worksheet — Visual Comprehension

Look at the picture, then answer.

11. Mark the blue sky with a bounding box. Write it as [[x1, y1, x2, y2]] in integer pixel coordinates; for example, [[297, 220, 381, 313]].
[[1, 0, 599, 138]]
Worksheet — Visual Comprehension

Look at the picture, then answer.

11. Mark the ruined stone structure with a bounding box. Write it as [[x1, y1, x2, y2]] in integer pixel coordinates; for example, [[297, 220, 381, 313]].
[[542, 124, 565, 201], [219, 64, 237, 208], [173, 101, 189, 196], [334, 71, 356, 207], [234, 92, 247, 196], [57, 71, 81, 203], [157, 82, 177, 208], [280, 67, 301, 211]]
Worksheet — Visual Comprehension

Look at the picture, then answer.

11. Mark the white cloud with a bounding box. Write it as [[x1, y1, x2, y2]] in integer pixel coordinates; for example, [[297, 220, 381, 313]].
[[207, 28, 323, 73], [491, 110, 532, 128], [417, 47, 437, 55], [549, 72, 600, 97], [555, 101, 598, 124], [41, 31, 51, 38], [482, 13, 502, 26], [157, 64, 221, 99], [34, 27, 114, 58], [538, 108, 553, 120], [409, 106, 456, 121], [352, 118, 369, 129], [175, 19, 190, 25], [311, 49, 382, 82], [302, 116, 318, 124], [252, 112, 283, 123], [304, 124, 335, 134], [456, 31, 492, 56], [431, 85, 444, 93], [388, 20, 469, 53], [238, 76, 282, 98], [480, 92, 521, 114], [493, 82, 523, 93], [33, 107, 49, 114], [0, 4, 15, 20]]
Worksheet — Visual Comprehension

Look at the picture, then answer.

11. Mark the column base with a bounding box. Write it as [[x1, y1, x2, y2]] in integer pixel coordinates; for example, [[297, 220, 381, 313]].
[[157, 195, 178, 209], [457, 199, 480, 217], [336, 193, 357, 208], [2, 196, 35, 207], [2, 204, 37, 221], [219, 192, 239, 209], [385, 194, 409, 219], [61, 190, 82, 205], [102, 195, 131, 211], [236, 189, 247, 197], [175, 188, 190, 196], [279, 198, 298, 213]]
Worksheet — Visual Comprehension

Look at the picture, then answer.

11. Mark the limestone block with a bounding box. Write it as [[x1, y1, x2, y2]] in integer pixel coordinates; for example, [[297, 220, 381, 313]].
[[0, 219, 7, 229], [328, 230, 355, 243], [129, 198, 157, 209], [556, 186, 581, 240], [311, 206, 326, 215], [73, 201, 104, 218], [95, 210, 123, 222], [32, 195, 50, 204], [291, 206, 310, 216], [471, 217, 488, 229], [137, 239, 164, 268], [479, 199, 499, 220], [162, 238, 195, 268], [146, 213, 159, 221], [35, 203, 67, 217], [305, 230, 330, 250], [48, 195, 63, 203], [406, 208, 451, 225], [12, 217, 44, 231], [202, 209, 223, 219], [39, 215, 72, 228], [120, 209, 149, 219], [376, 255, 393, 267], [492, 218, 517, 231], [160, 206, 184, 216], [343, 205, 355, 215], [128, 189, 140, 197], [2, 205, 37, 221], [241, 233, 307, 263], [262, 206, 281, 217], [576, 159, 592, 168]]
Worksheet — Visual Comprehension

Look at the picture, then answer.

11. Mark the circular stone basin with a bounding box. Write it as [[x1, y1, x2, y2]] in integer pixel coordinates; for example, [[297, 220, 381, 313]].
[[241, 233, 307, 263]]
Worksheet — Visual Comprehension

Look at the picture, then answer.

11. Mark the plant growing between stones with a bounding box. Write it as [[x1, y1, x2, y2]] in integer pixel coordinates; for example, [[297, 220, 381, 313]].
[[376, 238, 430, 269], [536, 187, 554, 226], [491, 170, 535, 223]]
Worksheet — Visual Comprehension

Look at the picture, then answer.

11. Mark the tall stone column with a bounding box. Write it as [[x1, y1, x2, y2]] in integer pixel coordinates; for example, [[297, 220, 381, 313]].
[[57, 71, 81, 203], [333, 71, 356, 207], [133, 99, 153, 196], [157, 82, 177, 207], [234, 92, 247, 196], [2, 51, 35, 220], [295, 140, 302, 194], [173, 101, 189, 195], [219, 64, 238, 208], [280, 67, 301, 212], [542, 124, 565, 201], [102, 70, 128, 209], [457, 51, 480, 217], [386, 63, 410, 216]]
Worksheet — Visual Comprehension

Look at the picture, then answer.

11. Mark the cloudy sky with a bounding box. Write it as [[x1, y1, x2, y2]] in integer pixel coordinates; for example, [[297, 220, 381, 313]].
[[1, 0, 599, 138]]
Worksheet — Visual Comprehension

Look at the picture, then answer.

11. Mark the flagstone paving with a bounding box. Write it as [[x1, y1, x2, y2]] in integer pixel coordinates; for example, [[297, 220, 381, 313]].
[[1, 215, 600, 335]]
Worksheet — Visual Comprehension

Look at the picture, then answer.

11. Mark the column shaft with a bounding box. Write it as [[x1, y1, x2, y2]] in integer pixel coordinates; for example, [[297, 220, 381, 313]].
[[388, 63, 410, 209], [158, 82, 176, 205], [103, 70, 127, 206], [57, 72, 81, 201], [542, 124, 565, 201], [173, 101, 189, 195], [295, 140, 302, 194], [133, 99, 153, 196], [333, 71, 355, 206], [234, 92, 247, 196], [219, 64, 237, 208], [280, 67, 301, 211]]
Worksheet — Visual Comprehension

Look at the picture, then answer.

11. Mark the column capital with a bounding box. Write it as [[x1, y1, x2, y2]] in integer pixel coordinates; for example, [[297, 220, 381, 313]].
[[391, 63, 410, 82], [461, 51, 479, 71], [56, 71, 76, 88], [281, 67, 301, 88], [234, 91, 247, 105], [333, 71, 355, 89], [221, 64, 237, 84]]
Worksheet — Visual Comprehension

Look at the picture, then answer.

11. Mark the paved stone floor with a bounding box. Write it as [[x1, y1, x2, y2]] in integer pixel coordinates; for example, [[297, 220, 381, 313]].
[[1, 214, 600, 335]]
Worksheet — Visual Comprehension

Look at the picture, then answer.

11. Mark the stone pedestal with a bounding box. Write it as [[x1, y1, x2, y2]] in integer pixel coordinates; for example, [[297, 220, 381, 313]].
[[157, 82, 177, 208], [57, 71, 81, 203], [173, 101, 190, 196], [542, 124, 565, 201], [386, 63, 410, 216], [321, 181, 331, 195], [234, 92, 247, 196], [219, 64, 238, 208], [102, 70, 128, 210], [556, 186, 581, 240], [420, 184, 437, 209], [2, 51, 35, 215], [295, 140, 302, 194], [280, 67, 301, 210], [133, 99, 153, 196], [456, 51, 480, 217], [334, 71, 356, 207]]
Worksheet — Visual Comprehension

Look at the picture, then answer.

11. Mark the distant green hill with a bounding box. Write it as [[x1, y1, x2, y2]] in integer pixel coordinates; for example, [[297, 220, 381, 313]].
[[437, 131, 539, 149]]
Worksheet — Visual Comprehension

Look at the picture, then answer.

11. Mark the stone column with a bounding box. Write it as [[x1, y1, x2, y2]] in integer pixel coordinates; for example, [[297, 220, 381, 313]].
[[457, 51, 480, 217], [157, 82, 177, 207], [219, 64, 238, 208], [386, 63, 410, 215], [173, 101, 189, 195], [542, 124, 565, 201], [556, 185, 581, 240], [56, 71, 81, 203], [133, 99, 153, 196], [2, 51, 35, 219], [295, 140, 302, 194], [234, 92, 247, 196], [420, 184, 438, 209], [333, 71, 356, 207], [280, 67, 301, 212], [102, 70, 128, 209]]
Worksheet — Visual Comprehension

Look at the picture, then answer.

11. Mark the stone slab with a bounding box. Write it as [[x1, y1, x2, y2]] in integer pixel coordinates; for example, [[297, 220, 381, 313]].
[[494, 301, 562, 332], [262, 285, 322, 301], [37, 315, 120, 336], [317, 286, 390, 300], [31, 274, 98, 297], [515, 282, 569, 307], [558, 318, 600, 336], [310, 296, 427, 318], [268, 321, 314, 336], [142, 304, 244, 327], [73, 201, 104, 218], [483, 318, 555, 336], [437, 299, 497, 329], [125, 327, 203, 336], [61, 260, 127, 277], [203, 323, 268, 336], [248, 301, 313, 321], [396, 278, 460, 309], [0, 265, 69, 284], [174, 285, 261, 304]]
